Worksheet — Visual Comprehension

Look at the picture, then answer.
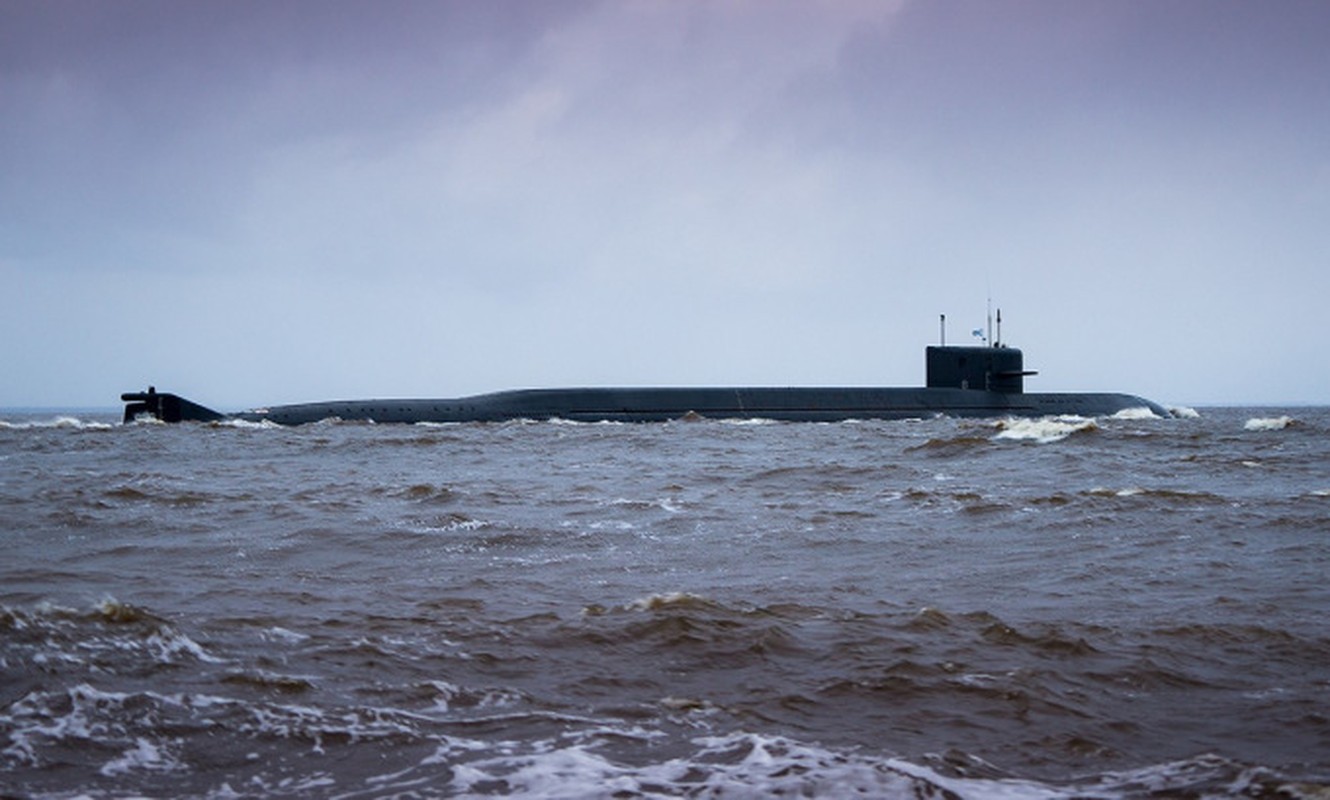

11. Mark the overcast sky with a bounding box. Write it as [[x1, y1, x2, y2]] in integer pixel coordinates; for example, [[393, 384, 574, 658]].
[[3, 0, 1327, 409]]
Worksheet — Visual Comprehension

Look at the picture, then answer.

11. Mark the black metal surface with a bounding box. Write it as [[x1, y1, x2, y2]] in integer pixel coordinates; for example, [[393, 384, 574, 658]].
[[121, 346, 1169, 425]]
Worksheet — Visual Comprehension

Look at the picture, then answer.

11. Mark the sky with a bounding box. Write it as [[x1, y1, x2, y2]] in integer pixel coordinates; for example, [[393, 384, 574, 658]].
[[3, 0, 1328, 409]]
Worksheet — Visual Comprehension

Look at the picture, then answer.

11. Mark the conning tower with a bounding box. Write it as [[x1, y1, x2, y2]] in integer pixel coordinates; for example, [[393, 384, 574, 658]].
[[925, 346, 1033, 393]]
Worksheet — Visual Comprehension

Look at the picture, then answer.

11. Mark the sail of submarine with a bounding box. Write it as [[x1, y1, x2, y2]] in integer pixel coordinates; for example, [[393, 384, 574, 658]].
[[121, 319, 1170, 425]]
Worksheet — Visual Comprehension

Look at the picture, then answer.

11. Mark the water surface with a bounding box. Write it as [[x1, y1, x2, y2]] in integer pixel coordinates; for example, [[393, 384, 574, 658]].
[[2, 407, 1327, 797]]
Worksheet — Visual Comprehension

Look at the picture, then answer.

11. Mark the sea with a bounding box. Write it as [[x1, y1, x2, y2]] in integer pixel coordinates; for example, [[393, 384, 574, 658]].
[[1, 405, 1327, 799]]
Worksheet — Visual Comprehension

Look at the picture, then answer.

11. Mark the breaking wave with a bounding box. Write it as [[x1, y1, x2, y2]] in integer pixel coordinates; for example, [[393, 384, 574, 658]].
[[441, 733, 1321, 799], [0, 415, 114, 430], [1110, 407, 1162, 420], [209, 417, 284, 430], [1244, 415, 1295, 431], [6, 680, 1312, 800], [993, 416, 1098, 443]]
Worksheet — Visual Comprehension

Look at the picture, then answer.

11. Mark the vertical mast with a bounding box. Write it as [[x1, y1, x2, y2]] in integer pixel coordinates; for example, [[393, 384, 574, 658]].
[[986, 295, 993, 348]]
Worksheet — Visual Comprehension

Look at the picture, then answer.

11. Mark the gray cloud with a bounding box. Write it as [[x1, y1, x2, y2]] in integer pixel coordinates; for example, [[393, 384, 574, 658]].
[[2, 1, 1327, 407]]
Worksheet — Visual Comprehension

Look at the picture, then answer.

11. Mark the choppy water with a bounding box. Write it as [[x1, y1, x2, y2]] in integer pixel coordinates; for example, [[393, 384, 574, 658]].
[[2, 406, 1328, 798]]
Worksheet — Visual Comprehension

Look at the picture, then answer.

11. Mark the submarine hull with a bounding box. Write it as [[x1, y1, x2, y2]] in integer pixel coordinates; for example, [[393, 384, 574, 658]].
[[121, 344, 1171, 425], [123, 386, 1168, 426]]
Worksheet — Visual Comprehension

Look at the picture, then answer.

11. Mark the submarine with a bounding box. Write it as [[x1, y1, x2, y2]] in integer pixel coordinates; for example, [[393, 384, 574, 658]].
[[121, 321, 1170, 425]]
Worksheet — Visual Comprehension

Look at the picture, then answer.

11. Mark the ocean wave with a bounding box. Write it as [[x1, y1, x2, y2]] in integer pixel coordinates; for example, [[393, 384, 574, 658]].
[[146, 627, 225, 665], [416, 679, 528, 714], [622, 591, 713, 613], [3, 683, 134, 767], [0, 683, 433, 779], [403, 511, 493, 534], [438, 730, 1310, 800], [394, 483, 462, 503], [2, 598, 224, 678], [1084, 486, 1229, 505], [261, 626, 311, 644], [905, 434, 992, 454], [994, 416, 1098, 444], [1244, 415, 1296, 431], [1110, 407, 1162, 420], [99, 735, 181, 777], [444, 731, 990, 799], [93, 597, 165, 625], [4, 685, 1318, 799], [979, 620, 1100, 656], [209, 417, 284, 430], [603, 495, 685, 514], [0, 415, 115, 430], [221, 669, 317, 694], [100, 483, 219, 508]]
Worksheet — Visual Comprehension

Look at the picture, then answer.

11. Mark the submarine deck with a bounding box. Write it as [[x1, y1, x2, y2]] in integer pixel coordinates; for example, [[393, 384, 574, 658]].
[[219, 386, 1168, 425]]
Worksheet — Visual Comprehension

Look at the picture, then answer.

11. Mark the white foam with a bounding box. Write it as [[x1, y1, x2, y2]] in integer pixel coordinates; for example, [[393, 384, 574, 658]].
[[1244, 416, 1294, 431], [422, 730, 1291, 800], [416, 517, 491, 533], [1168, 405, 1201, 419], [659, 696, 717, 713], [994, 416, 1097, 444], [262, 626, 311, 644], [212, 417, 284, 430], [146, 628, 225, 664], [625, 591, 705, 611], [1110, 406, 1160, 420], [605, 496, 684, 513], [0, 416, 114, 430], [1, 683, 1285, 799], [99, 736, 181, 777], [442, 732, 1068, 800]]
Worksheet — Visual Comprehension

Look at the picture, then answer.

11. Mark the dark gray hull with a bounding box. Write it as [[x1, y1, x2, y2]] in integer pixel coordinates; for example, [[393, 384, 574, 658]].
[[121, 344, 1170, 425], [214, 386, 1167, 425]]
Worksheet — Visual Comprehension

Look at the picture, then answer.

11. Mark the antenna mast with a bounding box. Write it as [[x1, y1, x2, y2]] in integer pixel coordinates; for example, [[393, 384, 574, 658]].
[[996, 308, 1002, 347], [940, 314, 946, 346], [986, 296, 993, 348]]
